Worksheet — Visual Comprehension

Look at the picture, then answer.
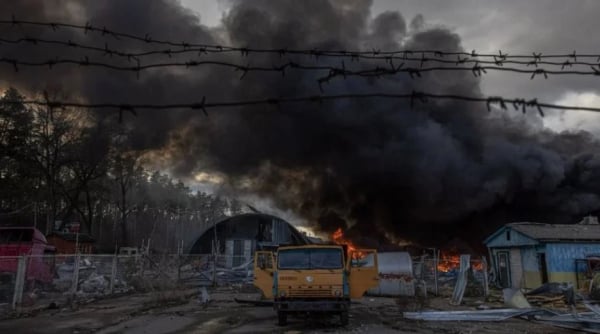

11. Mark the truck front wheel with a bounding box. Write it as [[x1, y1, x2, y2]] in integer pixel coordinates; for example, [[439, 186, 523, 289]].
[[278, 311, 287, 326], [340, 310, 349, 326]]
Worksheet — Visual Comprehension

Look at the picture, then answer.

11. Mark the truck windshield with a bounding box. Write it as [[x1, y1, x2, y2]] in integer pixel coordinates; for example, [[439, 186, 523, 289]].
[[278, 248, 343, 270], [0, 229, 34, 243]]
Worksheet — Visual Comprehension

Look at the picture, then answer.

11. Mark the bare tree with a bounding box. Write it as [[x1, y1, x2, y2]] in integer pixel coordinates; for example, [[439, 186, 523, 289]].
[[59, 121, 112, 234], [0, 88, 35, 213], [108, 126, 143, 247], [26, 92, 85, 233]]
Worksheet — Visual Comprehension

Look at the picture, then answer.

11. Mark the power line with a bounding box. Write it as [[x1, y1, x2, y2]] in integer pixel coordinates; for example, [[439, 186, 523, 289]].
[[2, 91, 599, 117], [2, 18, 600, 62]]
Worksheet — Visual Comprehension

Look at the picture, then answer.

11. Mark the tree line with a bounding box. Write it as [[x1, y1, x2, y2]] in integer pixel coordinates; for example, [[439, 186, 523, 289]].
[[0, 87, 244, 251]]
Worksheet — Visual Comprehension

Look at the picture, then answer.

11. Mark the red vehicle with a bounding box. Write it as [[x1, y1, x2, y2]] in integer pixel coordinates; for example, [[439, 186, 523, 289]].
[[0, 227, 55, 283]]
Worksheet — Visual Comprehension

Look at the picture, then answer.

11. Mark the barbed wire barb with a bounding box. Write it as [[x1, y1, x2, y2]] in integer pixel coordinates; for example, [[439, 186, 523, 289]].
[[190, 96, 208, 117]]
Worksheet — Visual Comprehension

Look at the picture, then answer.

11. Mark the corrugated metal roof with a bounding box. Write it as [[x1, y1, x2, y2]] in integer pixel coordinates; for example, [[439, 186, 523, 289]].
[[508, 222, 600, 241]]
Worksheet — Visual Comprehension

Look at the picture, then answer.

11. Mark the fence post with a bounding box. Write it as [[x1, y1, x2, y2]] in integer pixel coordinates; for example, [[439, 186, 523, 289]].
[[482, 256, 489, 297], [139, 239, 148, 278], [212, 240, 217, 286], [177, 253, 182, 283], [109, 254, 118, 294], [70, 254, 80, 295], [419, 254, 426, 282], [11, 256, 27, 311], [450, 254, 470, 305], [433, 249, 439, 296]]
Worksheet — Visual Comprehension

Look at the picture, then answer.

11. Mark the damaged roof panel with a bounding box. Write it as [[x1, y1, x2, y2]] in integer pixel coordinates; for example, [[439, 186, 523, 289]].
[[509, 223, 600, 241]]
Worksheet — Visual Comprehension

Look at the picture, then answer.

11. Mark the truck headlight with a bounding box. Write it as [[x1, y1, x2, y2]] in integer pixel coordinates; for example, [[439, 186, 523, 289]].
[[334, 290, 342, 297], [280, 290, 287, 297]]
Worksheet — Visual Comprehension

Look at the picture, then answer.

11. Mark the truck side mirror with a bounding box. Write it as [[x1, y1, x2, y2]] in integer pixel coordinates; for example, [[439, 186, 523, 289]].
[[258, 257, 266, 270]]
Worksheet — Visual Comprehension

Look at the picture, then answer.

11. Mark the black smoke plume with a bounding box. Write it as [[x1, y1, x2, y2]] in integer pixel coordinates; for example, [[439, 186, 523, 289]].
[[1, 0, 600, 247]]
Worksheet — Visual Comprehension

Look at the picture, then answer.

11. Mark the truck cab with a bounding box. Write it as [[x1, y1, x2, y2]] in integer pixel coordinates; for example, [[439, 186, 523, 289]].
[[0, 227, 55, 285], [254, 244, 378, 326]]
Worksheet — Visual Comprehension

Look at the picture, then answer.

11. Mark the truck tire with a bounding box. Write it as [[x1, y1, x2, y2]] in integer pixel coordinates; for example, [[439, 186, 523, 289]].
[[278, 311, 287, 326], [340, 310, 349, 326]]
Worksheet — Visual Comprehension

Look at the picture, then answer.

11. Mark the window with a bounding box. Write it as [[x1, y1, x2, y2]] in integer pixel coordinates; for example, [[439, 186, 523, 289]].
[[278, 248, 343, 270], [506, 230, 511, 241], [0, 229, 33, 243]]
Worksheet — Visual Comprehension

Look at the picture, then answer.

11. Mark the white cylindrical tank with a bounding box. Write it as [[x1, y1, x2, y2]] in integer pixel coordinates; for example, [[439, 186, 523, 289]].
[[368, 251, 415, 296], [378, 252, 413, 275]]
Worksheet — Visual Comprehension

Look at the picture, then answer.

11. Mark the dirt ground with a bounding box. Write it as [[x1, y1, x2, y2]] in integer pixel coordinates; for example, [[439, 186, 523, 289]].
[[0, 288, 575, 333]]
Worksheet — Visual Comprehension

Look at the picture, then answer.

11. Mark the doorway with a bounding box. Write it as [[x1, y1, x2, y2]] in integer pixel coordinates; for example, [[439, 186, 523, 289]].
[[538, 253, 548, 283], [497, 251, 511, 288]]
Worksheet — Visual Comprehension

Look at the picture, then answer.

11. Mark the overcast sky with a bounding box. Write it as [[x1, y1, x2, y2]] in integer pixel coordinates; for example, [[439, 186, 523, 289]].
[[180, 0, 600, 134]]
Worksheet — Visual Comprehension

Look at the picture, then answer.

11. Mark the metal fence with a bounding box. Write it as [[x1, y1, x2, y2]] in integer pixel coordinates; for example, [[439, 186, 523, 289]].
[[0, 253, 254, 316], [0, 252, 491, 316], [413, 255, 489, 298]]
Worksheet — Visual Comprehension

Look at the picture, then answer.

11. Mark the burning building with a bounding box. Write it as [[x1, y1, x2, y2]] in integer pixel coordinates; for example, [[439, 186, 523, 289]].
[[484, 217, 600, 289]]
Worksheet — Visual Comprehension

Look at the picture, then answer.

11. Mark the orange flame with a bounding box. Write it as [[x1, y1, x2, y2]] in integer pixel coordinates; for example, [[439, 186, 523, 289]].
[[332, 227, 364, 258], [437, 252, 460, 273], [437, 251, 484, 272]]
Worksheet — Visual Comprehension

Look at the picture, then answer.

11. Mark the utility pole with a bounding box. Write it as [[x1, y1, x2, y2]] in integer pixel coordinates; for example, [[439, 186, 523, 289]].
[[212, 215, 218, 286]]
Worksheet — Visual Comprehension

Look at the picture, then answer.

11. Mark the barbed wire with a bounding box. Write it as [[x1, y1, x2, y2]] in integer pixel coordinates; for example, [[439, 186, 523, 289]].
[[1, 19, 598, 118], [2, 35, 600, 71], [2, 92, 599, 118], [2, 18, 600, 63], [1, 57, 599, 85]]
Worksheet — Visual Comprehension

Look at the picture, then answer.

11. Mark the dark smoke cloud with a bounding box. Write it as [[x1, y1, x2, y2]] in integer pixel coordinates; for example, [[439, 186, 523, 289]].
[[2, 0, 600, 246]]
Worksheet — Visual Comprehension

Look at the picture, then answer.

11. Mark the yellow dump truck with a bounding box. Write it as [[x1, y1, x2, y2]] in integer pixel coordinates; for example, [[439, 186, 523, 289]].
[[254, 244, 379, 326]]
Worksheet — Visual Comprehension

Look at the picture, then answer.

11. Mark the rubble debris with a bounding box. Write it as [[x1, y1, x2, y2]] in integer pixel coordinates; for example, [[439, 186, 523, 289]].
[[403, 308, 556, 321], [77, 272, 131, 296], [404, 297, 600, 333], [53, 258, 97, 290], [526, 295, 564, 304], [179, 259, 254, 286], [591, 273, 600, 300], [526, 282, 574, 296], [584, 301, 600, 317], [503, 288, 532, 309], [523, 282, 581, 312], [534, 312, 600, 333], [449, 254, 470, 305], [80, 273, 108, 293], [234, 298, 273, 307], [2, 254, 255, 316], [199, 286, 210, 306]]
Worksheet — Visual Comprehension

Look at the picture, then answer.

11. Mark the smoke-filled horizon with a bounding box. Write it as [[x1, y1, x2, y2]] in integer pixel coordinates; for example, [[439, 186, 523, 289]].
[[2, 0, 600, 246]]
